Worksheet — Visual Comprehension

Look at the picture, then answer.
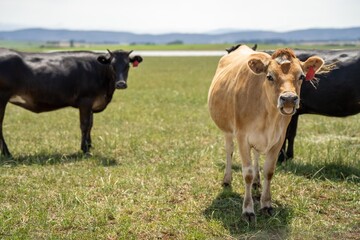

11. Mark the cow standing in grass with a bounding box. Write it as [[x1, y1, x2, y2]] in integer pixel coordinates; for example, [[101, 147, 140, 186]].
[[0, 49, 142, 157], [208, 45, 324, 222]]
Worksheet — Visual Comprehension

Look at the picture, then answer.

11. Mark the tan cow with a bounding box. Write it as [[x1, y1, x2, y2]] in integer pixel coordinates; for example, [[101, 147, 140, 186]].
[[208, 45, 324, 222]]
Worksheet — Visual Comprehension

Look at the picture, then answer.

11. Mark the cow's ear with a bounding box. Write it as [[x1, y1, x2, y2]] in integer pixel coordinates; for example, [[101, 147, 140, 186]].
[[97, 55, 111, 65], [130, 55, 143, 67], [130, 55, 143, 63], [302, 56, 324, 74], [248, 54, 270, 74]]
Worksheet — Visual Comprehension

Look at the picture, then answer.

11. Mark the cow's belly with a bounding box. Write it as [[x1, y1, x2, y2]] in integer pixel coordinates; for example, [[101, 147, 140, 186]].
[[9, 92, 110, 113], [208, 92, 235, 133], [9, 93, 70, 113], [9, 94, 39, 111]]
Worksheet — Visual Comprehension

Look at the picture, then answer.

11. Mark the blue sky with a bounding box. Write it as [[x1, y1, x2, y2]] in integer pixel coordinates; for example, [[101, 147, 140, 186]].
[[1, 0, 359, 33]]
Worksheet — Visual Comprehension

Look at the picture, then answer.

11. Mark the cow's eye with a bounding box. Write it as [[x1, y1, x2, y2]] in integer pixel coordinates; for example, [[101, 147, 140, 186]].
[[267, 74, 274, 81], [299, 75, 306, 81]]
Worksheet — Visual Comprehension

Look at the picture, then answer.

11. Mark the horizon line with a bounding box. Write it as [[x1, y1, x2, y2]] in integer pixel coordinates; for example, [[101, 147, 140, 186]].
[[1, 26, 360, 35]]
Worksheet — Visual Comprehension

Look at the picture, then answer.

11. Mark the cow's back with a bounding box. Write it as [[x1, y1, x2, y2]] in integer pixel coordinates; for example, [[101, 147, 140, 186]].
[[297, 50, 360, 116]]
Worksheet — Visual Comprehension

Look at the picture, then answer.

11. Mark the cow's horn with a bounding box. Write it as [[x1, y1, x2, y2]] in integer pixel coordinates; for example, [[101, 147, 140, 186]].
[[107, 49, 114, 56], [107, 49, 114, 61]]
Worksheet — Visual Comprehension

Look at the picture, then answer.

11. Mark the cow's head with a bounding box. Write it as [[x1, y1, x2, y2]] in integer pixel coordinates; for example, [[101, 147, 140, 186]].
[[97, 49, 143, 89], [248, 48, 324, 116]]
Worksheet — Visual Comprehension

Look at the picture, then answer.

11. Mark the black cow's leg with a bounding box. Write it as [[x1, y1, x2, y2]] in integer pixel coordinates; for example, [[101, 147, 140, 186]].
[[0, 101, 11, 157], [285, 114, 299, 160], [278, 138, 287, 163], [87, 113, 93, 149], [278, 114, 300, 163], [79, 104, 93, 154]]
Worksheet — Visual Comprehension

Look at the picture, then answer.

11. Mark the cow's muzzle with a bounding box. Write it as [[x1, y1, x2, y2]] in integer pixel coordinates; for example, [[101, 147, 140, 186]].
[[277, 92, 299, 116], [115, 80, 127, 89]]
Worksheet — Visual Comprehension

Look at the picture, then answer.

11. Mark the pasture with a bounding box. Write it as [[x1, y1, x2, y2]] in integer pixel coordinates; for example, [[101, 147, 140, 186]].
[[0, 56, 359, 239], [1, 41, 360, 52]]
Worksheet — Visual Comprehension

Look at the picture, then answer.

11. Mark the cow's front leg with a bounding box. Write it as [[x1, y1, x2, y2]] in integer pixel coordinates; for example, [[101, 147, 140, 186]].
[[261, 143, 283, 216], [0, 101, 11, 157], [79, 104, 93, 154], [237, 135, 255, 222]]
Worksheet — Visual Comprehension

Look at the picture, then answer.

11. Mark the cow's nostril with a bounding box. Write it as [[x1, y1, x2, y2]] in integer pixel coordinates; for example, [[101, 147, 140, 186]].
[[280, 93, 298, 103], [116, 81, 127, 89], [290, 95, 299, 102]]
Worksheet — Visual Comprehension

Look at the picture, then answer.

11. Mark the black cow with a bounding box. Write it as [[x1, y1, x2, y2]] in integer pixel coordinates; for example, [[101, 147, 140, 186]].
[[279, 49, 360, 162], [225, 43, 258, 53], [0, 48, 143, 157]]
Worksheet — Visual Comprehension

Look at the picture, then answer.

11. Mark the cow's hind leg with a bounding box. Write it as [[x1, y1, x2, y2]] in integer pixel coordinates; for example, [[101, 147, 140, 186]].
[[87, 113, 93, 149], [0, 101, 11, 157], [79, 104, 93, 155], [223, 133, 234, 186], [252, 150, 261, 201], [253, 150, 261, 190]]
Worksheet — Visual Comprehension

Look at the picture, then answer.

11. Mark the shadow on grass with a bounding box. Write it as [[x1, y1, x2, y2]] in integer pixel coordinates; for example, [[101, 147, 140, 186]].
[[278, 160, 360, 183], [0, 152, 118, 167], [203, 186, 293, 238]]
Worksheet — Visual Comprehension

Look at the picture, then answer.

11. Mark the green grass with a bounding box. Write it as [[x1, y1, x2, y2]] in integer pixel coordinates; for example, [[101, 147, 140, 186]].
[[1, 40, 360, 52], [0, 56, 359, 239]]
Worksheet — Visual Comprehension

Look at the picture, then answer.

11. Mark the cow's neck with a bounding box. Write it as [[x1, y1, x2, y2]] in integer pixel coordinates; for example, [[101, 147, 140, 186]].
[[104, 65, 116, 100]]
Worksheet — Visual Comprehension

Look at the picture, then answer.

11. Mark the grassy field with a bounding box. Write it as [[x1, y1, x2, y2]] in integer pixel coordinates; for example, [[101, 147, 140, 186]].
[[0, 56, 359, 239], [1, 40, 360, 52]]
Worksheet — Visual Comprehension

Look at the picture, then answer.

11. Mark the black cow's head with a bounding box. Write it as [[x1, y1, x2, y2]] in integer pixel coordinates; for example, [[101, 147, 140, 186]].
[[97, 49, 143, 89]]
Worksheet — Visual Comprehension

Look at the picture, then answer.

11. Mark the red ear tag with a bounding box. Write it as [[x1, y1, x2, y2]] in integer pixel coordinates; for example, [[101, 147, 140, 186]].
[[305, 66, 315, 81], [132, 60, 139, 67]]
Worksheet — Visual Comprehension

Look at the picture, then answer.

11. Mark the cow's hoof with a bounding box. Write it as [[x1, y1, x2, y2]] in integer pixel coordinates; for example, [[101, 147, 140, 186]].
[[242, 212, 256, 223], [0, 153, 13, 161], [222, 177, 232, 187], [222, 175, 232, 187], [83, 151, 93, 157], [260, 207, 274, 216], [0, 147, 12, 159], [0, 156, 13, 163]]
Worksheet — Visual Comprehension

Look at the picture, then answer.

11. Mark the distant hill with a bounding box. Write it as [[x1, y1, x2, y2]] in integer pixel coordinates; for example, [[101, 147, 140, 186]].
[[0, 27, 359, 44]]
